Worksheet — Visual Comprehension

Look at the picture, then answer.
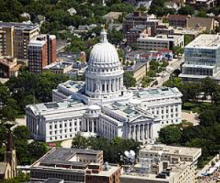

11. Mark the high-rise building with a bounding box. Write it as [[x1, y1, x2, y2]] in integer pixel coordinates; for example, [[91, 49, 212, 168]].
[[28, 34, 56, 73], [179, 34, 220, 82], [28, 39, 47, 73], [0, 22, 39, 60], [137, 33, 184, 51]]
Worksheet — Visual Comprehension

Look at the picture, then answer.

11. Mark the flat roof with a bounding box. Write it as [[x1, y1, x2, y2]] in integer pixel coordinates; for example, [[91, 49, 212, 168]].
[[0, 22, 39, 31], [186, 34, 220, 48], [141, 144, 201, 157], [88, 166, 120, 177], [28, 40, 46, 47], [104, 102, 154, 120], [132, 87, 182, 99], [44, 61, 73, 70], [40, 148, 102, 167], [126, 62, 146, 72], [27, 99, 85, 115]]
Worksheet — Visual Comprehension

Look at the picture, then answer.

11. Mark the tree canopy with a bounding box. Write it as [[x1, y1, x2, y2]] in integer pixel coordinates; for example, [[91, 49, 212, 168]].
[[72, 135, 140, 163]]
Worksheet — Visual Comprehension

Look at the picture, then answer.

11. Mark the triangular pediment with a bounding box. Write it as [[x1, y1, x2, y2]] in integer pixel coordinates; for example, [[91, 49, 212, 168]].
[[129, 114, 154, 124]]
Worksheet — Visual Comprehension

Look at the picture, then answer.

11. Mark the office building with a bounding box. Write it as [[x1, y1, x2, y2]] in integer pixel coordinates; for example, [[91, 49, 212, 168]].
[[30, 147, 121, 183], [126, 25, 151, 45], [28, 39, 47, 73], [123, 11, 148, 34], [180, 34, 220, 81], [28, 34, 56, 73], [0, 56, 22, 78], [120, 144, 202, 183], [26, 29, 182, 143], [0, 22, 39, 60], [137, 33, 184, 51]]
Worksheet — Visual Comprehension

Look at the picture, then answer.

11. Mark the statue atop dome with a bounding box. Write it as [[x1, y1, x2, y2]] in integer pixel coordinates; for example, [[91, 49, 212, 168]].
[[100, 26, 108, 43]]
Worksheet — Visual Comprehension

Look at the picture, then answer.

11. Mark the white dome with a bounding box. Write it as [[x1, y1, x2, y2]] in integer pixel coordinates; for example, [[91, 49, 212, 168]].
[[89, 42, 119, 64]]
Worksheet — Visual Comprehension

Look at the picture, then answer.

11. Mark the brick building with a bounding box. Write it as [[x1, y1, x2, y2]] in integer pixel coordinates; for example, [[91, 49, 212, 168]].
[[167, 15, 189, 28], [123, 11, 148, 34], [30, 147, 121, 183], [28, 34, 56, 73], [0, 22, 39, 60], [126, 26, 151, 45]]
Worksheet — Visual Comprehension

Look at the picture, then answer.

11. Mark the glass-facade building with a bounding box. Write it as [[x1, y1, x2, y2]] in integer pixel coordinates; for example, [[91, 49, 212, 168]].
[[180, 34, 220, 81]]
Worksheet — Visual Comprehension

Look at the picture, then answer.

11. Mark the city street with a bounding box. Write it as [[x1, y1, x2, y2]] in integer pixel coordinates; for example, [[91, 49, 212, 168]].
[[151, 57, 184, 87]]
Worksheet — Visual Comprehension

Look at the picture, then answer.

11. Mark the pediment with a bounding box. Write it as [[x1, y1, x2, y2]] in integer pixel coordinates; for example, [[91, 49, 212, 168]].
[[129, 115, 154, 124]]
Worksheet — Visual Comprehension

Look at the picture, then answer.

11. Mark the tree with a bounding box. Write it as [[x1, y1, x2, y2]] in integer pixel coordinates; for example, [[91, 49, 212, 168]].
[[197, 9, 207, 17], [123, 72, 136, 88], [72, 134, 88, 149], [28, 141, 47, 162], [184, 35, 193, 46], [172, 46, 184, 56], [159, 125, 182, 145], [13, 126, 30, 140], [108, 28, 123, 45], [178, 5, 194, 15], [137, 4, 147, 12], [199, 110, 217, 126]]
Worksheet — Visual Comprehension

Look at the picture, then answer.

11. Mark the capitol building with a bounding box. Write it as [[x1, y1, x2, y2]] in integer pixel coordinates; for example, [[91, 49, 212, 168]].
[[26, 29, 182, 144]]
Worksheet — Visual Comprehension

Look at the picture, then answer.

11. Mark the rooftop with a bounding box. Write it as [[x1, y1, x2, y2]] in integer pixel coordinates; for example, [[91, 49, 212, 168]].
[[125, 62, 147, 72], [104, 102, 154, 120], [88, 166, 120, 177], [27, 99, 85, 115], [28, 40, 46, 47], [141, 144, 201, 157], [44, 61, 73, 70], [186, 34, 220, 48], [0, 22, 39, 31], [39, 148, 101, 168], [103, 12, 122, 20], [57, 80, 85, 94], [132, 87, 182, 99], [167, 14, 188, 21]]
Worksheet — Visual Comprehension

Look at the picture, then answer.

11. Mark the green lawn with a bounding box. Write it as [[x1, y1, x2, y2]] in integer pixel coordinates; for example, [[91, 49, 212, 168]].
[[182, 102, 212, 113]]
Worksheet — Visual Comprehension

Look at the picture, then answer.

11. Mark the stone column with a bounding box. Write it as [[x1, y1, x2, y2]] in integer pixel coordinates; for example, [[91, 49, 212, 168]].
[[92, 119, 94, 133], [150, 123, 154, 139], [133, 125, 136, 140], [87, 120, 89, 132], [105, 81, 107, 93], [128, 126, 131, 139], [137, 125, 140, 141], [109, 80, 112, 92], [141, 124, 144, 140], [148, 123, 150, 139], [112, 79, 114, 92]]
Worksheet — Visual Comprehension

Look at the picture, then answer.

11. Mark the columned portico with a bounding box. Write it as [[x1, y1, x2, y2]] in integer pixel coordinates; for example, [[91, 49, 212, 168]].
[[129, 121, 155, 143]]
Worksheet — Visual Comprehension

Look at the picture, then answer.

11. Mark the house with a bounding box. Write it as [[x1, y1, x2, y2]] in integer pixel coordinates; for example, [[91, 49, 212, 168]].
[[67, 8, 77, 15], [103, 12, 122, 23]]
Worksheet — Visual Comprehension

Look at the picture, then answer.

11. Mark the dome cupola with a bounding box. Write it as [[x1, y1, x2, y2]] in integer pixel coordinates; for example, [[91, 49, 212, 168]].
[[85, 28, 124, 99]]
